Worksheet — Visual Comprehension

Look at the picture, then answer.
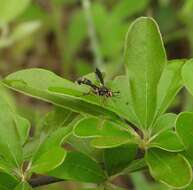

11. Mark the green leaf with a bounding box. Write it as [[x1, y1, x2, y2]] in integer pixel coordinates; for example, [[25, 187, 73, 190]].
[[176, 112, 193, 155], [74, 117, 134, 138], [0, 172, 18, 190], [91, 137, 133, 149], [74, 117, 136, 148], [0, 95, 22, 167], [3, 69, 121, 123], [185, 181, 193, 190], [104, 144, 137, 176], [149, 130, 184, 152], [106, 76, 139, 126], [182, 59, 193, 96], [49, 151, 106, 183], [151, 113, 177, 135], [14, 114, 30, 145], [124, 17, 166, 129], [156, 59, 184, 117], [33, 126, 72, 160], [0, 0, 31, 23], [124, 158, 147, 173], [14, 181, 32, 190], [146, 148, 192, 188], [31, 147, 66, 174], [50, 75, 139, 125], [42, 106, 74, 132]]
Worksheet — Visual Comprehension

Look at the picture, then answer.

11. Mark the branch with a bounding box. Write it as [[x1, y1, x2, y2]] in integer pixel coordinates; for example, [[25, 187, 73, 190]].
[[29, 176, 64, 188]]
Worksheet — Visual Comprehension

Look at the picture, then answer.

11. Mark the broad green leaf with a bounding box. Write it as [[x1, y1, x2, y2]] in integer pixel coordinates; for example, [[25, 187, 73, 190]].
[[3, 69, 121, 123], [0, 172, 18, 190], [49, 151, 106, 183], [104, 144, 137, 176], [176, 112, 193, 155], [124, 17, 166, 129], [74, 117, 136, 148], [14, 181, 32, 190], [146, 148, 192, 188], [0, 0, 31, 23], [183, 59, 193, 95], [106, 76, 139, 126], [149, 130, 184, 152], [156, 59, 184, 117], [50, 75, 139, 125], [0, 95, 22, 167], [10, 21, 41, 43], [151, 113, 177, 135], [31, 147, 66, 174]]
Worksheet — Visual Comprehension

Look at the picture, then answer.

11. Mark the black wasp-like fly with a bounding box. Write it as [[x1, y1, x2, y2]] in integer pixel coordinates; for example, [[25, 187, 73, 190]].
[[76, 68, 120, 98]]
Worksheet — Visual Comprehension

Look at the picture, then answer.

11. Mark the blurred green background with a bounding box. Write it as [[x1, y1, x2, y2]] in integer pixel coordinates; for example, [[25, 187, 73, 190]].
[[0, 0, 193, 189]]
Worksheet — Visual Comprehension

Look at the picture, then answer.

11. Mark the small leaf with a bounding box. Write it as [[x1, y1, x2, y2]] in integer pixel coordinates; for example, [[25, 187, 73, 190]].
[[0, 95, 22, 167], [33, 126, 72, 160], [183, 59, 193, 98], [146, 148, 192, 188], [74, 117, 133, 138], [124, 158, 147, 173], [124, 17, 166, 129], [31, 147, 66, 174], [176, 112, 193, 155], [14, 114, 30, 145], [14, 181, 32, 190], [156, 59, 184, 117], [104, 144, 137, 175], [49, 151, 106, 183], [152, 113, 177, 135], [149, 130, 184, 152], [91, 137, 133, 149], [74, 117, 136, 148]]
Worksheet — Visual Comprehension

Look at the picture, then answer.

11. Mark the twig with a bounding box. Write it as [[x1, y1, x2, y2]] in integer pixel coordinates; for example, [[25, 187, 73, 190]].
[[29, 176, 64, 188], [82, 0, 103, 68]]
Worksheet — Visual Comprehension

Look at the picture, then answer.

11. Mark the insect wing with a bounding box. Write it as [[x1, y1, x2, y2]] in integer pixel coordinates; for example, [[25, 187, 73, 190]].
[[95, 68, 104, 85]]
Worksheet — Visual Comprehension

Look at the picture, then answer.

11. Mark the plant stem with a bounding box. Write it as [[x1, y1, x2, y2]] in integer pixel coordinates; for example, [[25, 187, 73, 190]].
[[82, 0, 103, 68]]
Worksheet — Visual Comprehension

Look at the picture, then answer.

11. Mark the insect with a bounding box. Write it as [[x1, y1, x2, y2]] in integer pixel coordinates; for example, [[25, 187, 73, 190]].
[[76, 68, 120, 98]]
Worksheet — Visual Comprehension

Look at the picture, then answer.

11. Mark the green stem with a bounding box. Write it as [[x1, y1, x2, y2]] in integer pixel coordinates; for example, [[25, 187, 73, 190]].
[[82, 0, 103, 68]]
